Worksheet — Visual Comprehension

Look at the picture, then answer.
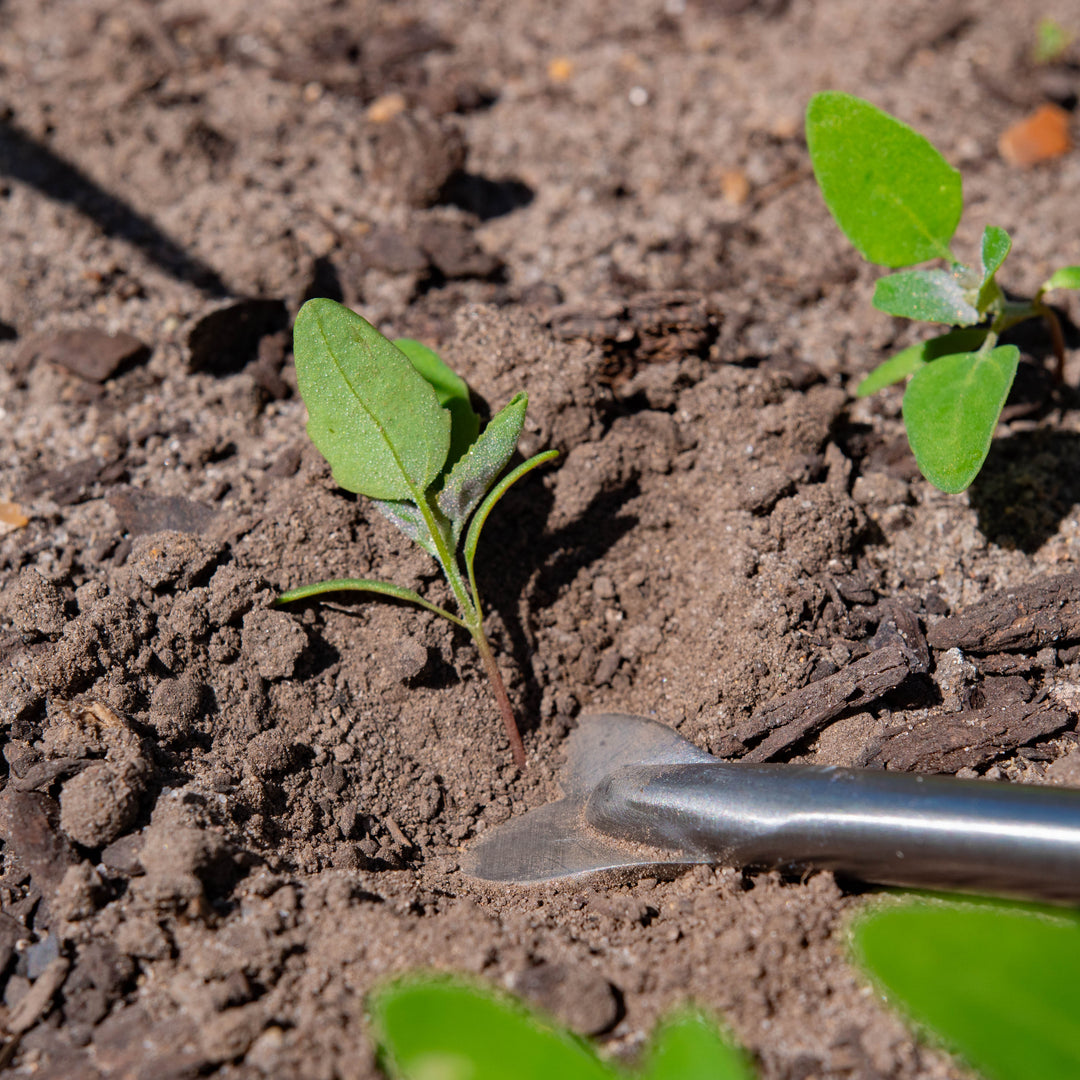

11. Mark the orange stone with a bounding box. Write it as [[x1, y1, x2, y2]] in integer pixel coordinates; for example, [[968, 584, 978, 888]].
[[999, 103, 1073, 167]]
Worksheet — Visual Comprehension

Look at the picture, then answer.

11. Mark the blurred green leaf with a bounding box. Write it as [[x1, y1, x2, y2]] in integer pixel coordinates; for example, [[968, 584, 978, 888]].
[[854, 898, 1080, 1080], [640, 1009, 757, 1080], [976, 226, 1011, 312], [293, 300, 451, 501], [856, 327, 988, 397], [1043, 265, 1080, 291], [370, 975, 621, 1080], [371, 975, 761, 1080], [902, 345, 1018, 493], [806, 92, 962, 267], [1032, 17, 1073, 64], [395, 338, 480, 472], [873, 269, 980, 325]]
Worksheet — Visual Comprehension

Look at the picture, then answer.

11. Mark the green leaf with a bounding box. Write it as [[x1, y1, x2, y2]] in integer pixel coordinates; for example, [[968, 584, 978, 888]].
[[394, 338, 480, 472], [979, 226, 1011, 280], [854, 898, 1080, 1080], [463, 450, 559, 601], [806, 92, 962, 267], [976, 226, 1011, 312], [1043, 266, 1080, 291], [276, 577, 465, 627], [438, 393, 528, 544], [640, 1009, 758, 1080], [873, 269, 980, 325], [369, 974, 619, 1080], [856, 328, 989, 397], [293, 299, 451, 501], [902, 345, 1019, 493]]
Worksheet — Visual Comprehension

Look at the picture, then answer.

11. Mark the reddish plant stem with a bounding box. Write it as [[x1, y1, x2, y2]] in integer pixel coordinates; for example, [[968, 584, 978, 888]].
[[1043, 305, 1067, 385], [472, 630, 526, 768]]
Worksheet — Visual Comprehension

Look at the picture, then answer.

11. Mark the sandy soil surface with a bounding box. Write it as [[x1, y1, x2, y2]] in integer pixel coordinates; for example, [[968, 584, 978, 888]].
[[2, 1, 1080, 1076]]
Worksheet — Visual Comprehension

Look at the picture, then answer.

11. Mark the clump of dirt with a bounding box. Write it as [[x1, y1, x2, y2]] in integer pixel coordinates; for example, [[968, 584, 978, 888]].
[[2, 1, 1080, 1077]]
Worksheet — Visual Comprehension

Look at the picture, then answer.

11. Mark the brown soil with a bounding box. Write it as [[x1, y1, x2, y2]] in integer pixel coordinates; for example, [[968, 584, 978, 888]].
[[2, 1, 1080, 1077]]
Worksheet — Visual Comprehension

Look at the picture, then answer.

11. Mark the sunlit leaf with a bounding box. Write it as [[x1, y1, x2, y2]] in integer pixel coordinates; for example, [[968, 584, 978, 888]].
[[855, 898, 1080, 1080], [806, 92, 961, 267], [395, 337, 480, 472], [1043, 266, 1080, 291], [873, 269, 980, 325], [293, 300, 450, 501], [370, 975, 619, 1080], [902, 345, 1019, 493], [976, 226, 1011, 312], [640, 1009, 758, 1080], [856, 327, 988, 397]]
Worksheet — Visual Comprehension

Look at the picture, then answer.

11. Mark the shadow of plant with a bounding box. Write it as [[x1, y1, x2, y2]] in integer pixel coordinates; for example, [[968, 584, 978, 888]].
[[969, 427, 1080, 553]]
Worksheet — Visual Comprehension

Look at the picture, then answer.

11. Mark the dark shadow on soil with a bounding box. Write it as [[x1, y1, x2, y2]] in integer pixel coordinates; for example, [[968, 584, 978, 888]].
[[0, 119, 229, 296], [477, 473, 641, 733], [438, 172, 535, 221], [969, 428, 1080, 553]]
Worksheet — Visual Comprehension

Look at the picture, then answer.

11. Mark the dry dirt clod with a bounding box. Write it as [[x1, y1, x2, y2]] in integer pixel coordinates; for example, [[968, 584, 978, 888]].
[[1, 567, 67, 638], [241, 609, 309, 680], [59, 760, 146, 848]]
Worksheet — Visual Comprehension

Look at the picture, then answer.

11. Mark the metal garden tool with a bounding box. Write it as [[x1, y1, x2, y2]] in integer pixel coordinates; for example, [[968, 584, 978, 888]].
[[465, 713, 1080, 902]]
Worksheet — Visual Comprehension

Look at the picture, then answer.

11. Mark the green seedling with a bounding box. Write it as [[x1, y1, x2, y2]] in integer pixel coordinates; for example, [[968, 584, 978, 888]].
[[1032, 17, 1073, 64], [806, 91, 1080, 493], [369, 972, 757, 1080], [854, 896, 1080, 1080], [277, 299, 558, 766]]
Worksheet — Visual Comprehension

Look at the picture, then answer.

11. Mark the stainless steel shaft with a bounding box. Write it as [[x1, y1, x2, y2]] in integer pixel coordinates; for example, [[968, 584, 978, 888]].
[[586, 762, 1080, 902]]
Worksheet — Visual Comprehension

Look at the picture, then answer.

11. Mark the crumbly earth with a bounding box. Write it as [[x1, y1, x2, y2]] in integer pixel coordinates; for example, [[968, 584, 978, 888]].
[[2, 1, 1080, 1077]]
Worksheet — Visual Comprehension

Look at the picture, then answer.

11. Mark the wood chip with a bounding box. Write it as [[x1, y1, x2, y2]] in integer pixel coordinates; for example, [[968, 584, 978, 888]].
[[0, 501, 29, 533]]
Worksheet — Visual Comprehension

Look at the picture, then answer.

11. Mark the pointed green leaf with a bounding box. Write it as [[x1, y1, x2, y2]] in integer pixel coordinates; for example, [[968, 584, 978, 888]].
[[369, 975, 619, 1080], [372, 499, 438, 557], [856, 327, 988, 397], [1043, 266, 1080, 291], [293, 300, 451, 501], [394, 338, 480, 471], [854, 898, 1080, 1080], [902, 345, 1019, 493], [276, 577, 465, 627], [806, 92, 961, 267], [873, 269, 980, 325], [640, 1009, 757, 1080], [976, 226, 1011, 312], [437, 393, 528, 544], [980, 226, 1011, 281]]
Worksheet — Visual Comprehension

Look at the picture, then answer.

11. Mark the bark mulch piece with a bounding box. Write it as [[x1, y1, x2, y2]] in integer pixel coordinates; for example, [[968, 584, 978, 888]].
[[734, 644, 914, 762], [927, 571, 1080, 653], [866, 702, 1071, 773]]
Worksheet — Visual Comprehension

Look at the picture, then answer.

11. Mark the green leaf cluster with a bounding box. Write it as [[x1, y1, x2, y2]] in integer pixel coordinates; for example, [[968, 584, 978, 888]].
[[854, 897, 1080, 1080], [280, 299, 557, 766], [807, 91, 1080, 493], [370, 974, 757, 1080]]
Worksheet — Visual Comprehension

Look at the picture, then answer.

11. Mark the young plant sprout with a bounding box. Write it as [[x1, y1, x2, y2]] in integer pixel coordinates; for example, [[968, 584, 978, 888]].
[[277, 299, 557, 766], [806, 91, 1080, 493]]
